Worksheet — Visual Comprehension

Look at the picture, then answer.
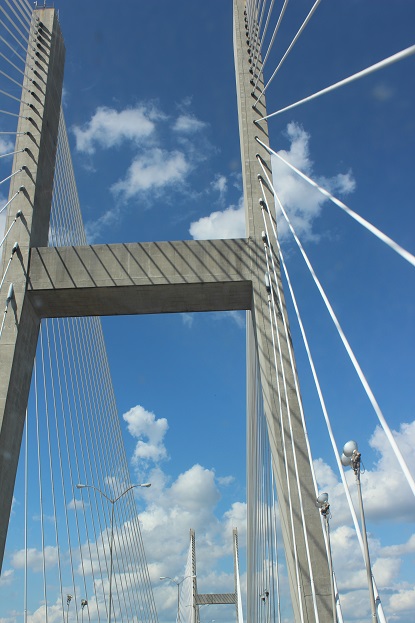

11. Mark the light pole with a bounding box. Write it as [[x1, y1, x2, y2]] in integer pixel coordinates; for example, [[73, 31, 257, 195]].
[[81, 599, 88, 623], [66, 594, 72, 623], [341, 440, 378, 622], [160, 575, 196, 623], [316, 493, 337, 623], [77, 482, 151, 623]]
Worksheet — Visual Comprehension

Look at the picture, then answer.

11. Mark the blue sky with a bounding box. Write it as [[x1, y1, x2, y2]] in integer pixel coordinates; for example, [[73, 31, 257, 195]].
[[0, 1, 414, 622]]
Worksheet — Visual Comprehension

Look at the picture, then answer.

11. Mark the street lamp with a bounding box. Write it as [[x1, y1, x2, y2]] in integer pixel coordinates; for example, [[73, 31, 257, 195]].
[[76, 482, 151, 623], [316, 492, 337, 623], [160, 575, 196, 623], [66, 594, 72, 623], [341, 440, 378, 622], [81, 599, 88, 623]]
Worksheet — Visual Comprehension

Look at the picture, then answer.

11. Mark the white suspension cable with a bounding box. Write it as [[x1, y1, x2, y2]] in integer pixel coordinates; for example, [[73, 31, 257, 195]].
[[0, 146, 25, 157], [257, 155, 415, 497], [0, 67, 25, 90], [253, 0, 289, 87], [257, 137, 415, 266], [0, 49, 26, 75], [255, 0, 321, 104], [262, 213, 320, 622], [33, 356, 49, 623], [273, 224, 386, 621], [0, 18, 28, 55], [0, 166, 25, 186], [0, 283, 14, 342], [0, 210, 22, 248], [4, 0, 30, 34], [248, 0, 267, 68], [39, 323, 67, 619], [0, 6, 29, 42], [0, 241, 19, 289], [262, 246, 306, 623], [10, 0, 32, 25], [257, 45, 415, 121]]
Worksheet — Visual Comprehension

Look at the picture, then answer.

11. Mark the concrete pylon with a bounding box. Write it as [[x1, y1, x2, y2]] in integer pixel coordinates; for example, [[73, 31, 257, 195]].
[[233, 1, 332, 620], [0, 8, 65, 571]]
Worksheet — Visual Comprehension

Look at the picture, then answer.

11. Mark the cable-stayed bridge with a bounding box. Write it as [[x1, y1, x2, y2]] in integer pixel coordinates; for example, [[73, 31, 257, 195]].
[[0, 1, 414, 623]]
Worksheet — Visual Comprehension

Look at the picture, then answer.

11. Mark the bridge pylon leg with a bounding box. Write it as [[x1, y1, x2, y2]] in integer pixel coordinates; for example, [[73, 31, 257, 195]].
[[233, 1, 333, 621], [0, 8, 65, 572]]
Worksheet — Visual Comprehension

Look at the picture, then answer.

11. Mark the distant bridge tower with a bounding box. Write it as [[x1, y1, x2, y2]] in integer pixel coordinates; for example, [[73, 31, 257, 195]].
[[183, 529, 244, 623], [0, 2, 332, 621]]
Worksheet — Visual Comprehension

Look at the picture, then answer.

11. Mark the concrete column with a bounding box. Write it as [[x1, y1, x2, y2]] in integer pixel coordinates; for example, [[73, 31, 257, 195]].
[[233, 1, 332, 620], [0, 8, 65, 572]]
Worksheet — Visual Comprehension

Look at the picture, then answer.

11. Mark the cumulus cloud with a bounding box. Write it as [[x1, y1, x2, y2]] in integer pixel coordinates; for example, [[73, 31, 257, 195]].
[[188, 122, 354, 244], [111, 148, 190, 199], [271, 122, 355, 241], [120, 403, 246, 609], [73, 105, 160, 154], [389, 587, 415, 614], [314, 421, 415, 526], [123, 404, 169, 464], [11, 546, 58, 572], [189, 197, 245, 240]]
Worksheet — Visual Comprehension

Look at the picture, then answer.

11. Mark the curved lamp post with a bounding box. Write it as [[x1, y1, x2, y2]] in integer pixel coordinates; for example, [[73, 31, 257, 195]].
[[160, 575, 196, 623], [316, 492, 337, 623], [341, 440, 377, 622], [76, 482, 151, 623]]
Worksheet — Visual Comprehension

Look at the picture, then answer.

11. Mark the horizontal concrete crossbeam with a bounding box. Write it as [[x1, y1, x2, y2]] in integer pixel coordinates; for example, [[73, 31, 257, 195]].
[[195, 593, 236, 605], [28, 238, 254, 317]]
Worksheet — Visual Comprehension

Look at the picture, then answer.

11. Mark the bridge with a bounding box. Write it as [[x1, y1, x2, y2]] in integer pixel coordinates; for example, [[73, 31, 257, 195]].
[[0, 1, 414, 623]]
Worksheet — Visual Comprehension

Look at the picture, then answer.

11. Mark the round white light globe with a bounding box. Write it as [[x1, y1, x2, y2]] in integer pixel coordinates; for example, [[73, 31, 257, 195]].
[[343, 440, 358, 457], [341, 453, 352, 467]]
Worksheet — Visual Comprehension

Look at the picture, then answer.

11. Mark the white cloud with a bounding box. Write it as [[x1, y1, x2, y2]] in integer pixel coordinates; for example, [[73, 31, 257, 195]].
[[73, 105, 159, 154], [0, 137, 14, 155], [389, 587, 415, 614], [189, 197, 245, 240], [217, 475, 236, 486], [315, 421, 415, 525], [111, 148, 190, 199], [214, 310, 245, 328], [11, 546, 58, 572], [123, 404, 169, 464], [120, 405, 246, 610], [381, 534, 415, 557], [271, 122, 355, 241], [312, 421, 415, 620], [0, 569, 13, 587], [212, 175, 227, 195], [181, 313, 194, 328], [188, 121, 354, 243], [173, 114, 206, 133]]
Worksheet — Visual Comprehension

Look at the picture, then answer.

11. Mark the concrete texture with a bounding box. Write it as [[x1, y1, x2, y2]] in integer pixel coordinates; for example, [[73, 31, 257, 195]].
[[28, 239, 253, 317], [0, 8, 65, 571], [233, 1, 332, 620]]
